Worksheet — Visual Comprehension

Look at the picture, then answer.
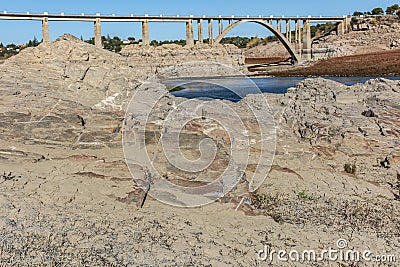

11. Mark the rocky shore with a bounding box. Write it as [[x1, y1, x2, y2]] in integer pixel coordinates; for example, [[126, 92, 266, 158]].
[[0, 35, 399, 266]]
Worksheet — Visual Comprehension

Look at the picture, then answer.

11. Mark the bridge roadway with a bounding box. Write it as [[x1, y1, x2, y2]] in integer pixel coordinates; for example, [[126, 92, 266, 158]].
[[0, 12, 352, 63]]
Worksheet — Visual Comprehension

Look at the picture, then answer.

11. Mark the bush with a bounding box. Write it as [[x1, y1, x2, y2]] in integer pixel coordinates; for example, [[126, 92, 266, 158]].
[[220, 36, 251, 48], [295, 190, 315, 201], [386, 4, 400, 15], [371, 7, 384, 15], [246, 37, 262, 48], [344, 163, 356, 174]]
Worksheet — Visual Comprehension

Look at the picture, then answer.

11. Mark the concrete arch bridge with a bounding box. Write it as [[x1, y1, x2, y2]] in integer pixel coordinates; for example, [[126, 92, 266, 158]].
[[0, 12, 351, 63]]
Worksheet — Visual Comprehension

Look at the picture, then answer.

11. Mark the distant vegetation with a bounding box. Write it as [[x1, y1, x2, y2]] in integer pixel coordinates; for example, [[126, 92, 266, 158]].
[[0, 36, 41, 59], [220, 36, 252, 48], [386, 4, 400, 15], [353, 3, 400, 16], [311, 23, 337, 39], [150, 39, 186, 46], [86, 35, 137, 52]]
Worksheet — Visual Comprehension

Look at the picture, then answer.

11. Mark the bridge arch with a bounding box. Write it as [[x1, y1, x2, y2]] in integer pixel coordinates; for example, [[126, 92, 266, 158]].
[[213, 20, 301, 63]]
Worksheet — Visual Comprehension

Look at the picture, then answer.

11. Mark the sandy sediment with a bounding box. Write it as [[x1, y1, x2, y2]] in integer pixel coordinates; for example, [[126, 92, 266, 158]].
[[266, 49, 400, 77]]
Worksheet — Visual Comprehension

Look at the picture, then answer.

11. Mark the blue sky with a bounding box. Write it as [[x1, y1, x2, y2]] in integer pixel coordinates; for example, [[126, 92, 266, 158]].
[[0, 0, 397, 44]]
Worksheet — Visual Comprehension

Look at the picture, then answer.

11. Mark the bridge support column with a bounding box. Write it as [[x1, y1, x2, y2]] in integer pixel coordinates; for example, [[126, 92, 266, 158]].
[[198, 19, 203, 44], [344, 17, 352, 33], [337, 18, 351, 35], [279, 20, 283, 33], [186, 19, 194, 46], [302, 19, 311, 60], [286, 20, 290, 40], [294, 20, 298, 47], [208, 19, 214, 45], [42, 17, 50, 43], [336, 21, 345, 36], [94, 18, 102, 48], [296, 19, 302, 55], [218, 20, 223, 35], [142, 20, 150, 45]]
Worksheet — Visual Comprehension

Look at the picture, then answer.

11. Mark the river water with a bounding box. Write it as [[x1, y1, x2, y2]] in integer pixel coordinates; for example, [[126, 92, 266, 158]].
[[166, 76, 400, 102]]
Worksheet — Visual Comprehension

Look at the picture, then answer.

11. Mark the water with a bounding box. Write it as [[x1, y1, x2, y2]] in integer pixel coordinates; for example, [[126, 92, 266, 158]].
[[166, 76, 400, 102]]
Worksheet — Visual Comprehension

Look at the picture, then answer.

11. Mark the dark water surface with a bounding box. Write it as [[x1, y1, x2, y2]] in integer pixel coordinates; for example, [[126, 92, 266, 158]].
[[166, 76, 400, 102]]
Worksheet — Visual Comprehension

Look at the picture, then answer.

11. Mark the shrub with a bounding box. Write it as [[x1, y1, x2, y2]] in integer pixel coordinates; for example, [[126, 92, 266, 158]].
[[344, 163, 356, 174], [371, 7, 384, 15], [246, 37, 262, 48], [386, 4, 400, 15]]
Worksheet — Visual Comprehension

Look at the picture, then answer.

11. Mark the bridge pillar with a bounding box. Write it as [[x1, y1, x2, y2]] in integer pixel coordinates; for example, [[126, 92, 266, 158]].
[[279, 20, 283, 33], [218, 20, 223, 35], [186, 19, 194, 46], [42, 17, 50, 43], [198, 19, 203, 44], [142, 20, 150, 45], [94, 18, 102, 48], [302, 19, 311, 60], [296, 19, 302, 55], [336, 21, 345, 35], [208, 19, 214, 45], [286, 20, 290, 40], [344, 17, 352, 33], [337, 18, 351, 35]]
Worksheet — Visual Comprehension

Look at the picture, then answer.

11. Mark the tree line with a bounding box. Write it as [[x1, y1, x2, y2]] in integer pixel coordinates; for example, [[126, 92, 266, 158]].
[[353, 4, 400, 16], [0, 36, 41, 59]]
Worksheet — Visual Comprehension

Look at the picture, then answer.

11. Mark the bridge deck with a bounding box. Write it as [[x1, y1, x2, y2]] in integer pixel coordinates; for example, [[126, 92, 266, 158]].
[[0, 12, 347, 22]]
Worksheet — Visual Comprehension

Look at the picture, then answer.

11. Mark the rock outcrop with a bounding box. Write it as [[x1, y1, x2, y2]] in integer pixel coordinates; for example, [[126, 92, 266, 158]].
[[0, 34, 139, 108], [280, 78, 400, 192], [244, 41, 290, 59], [121, 43, 247, 75]]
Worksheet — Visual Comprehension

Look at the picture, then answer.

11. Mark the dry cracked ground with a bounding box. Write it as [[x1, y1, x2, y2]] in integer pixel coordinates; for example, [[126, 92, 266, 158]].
[[0, 35, 399, 266]]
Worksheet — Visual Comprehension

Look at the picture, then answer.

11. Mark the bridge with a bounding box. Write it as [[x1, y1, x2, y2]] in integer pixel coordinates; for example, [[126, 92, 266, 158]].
[[0, 12, 352, 63]]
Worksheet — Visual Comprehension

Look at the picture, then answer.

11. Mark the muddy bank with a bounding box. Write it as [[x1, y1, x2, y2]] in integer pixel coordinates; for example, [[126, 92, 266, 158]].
[[251, 49, 400, 77]]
